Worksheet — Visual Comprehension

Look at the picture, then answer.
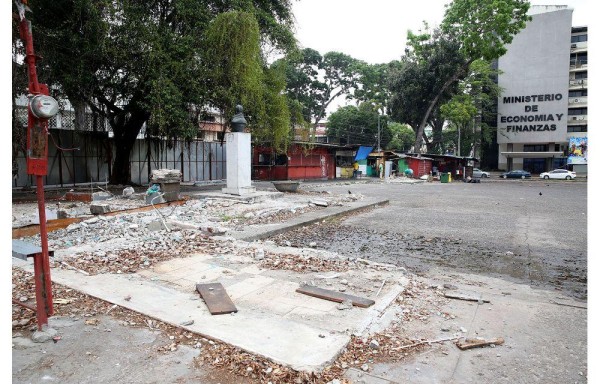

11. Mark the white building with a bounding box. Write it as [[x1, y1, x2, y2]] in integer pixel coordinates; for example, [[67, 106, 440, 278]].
[[496, 5, 587, 175]]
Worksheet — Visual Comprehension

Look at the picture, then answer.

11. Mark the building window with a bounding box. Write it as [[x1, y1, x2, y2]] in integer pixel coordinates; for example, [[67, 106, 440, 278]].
[[573, 71, 587, 80], [523, 144, 549, 152], [570, 53, 588, 66], [571, 34, 588, 43], [567, 125, 588, 133], [569, 90, 588, 97], [568, 108, 587, 116]]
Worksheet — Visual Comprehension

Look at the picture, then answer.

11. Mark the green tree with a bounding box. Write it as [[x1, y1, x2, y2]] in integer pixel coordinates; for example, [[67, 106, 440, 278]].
[[282, 48, 364, 129], [388, 27, 462, 152], [353, 61, 401, 115], [440, 94, 478, 156], [327, 104, 391, 148], [18, 0, 296, 184], [204, 11, 265, 130], [409, 0, 530, 153], [386, 122, 415, 151]]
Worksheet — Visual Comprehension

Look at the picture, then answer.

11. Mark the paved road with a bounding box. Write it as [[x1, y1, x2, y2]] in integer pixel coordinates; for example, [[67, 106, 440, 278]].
[[272, 177, 589, 383], [272, 178, 588, 300]]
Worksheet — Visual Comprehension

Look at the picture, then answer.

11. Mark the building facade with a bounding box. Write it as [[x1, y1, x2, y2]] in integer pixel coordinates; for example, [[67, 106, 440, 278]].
[[496, 6, 588, 174]]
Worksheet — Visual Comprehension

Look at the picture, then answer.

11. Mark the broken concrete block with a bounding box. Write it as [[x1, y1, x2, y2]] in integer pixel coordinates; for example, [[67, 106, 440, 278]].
[[32, 327, 57, 343], [92, 192, 112, 201], [310, 200, 329, 207], [90, 204, 111, 215], [122, 186, 135, 197], [147, 220, 167, 232]]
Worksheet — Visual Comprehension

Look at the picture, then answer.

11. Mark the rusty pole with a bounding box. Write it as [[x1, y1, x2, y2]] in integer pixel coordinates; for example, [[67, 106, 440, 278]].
[[17, 0, 54, 329]]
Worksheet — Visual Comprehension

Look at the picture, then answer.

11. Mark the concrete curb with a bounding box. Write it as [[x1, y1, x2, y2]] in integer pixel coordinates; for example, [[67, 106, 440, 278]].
[[231, 198, 390, 242]]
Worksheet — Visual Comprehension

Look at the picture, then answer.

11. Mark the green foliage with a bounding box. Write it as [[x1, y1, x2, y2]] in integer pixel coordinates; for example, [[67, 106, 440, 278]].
[[259, 64, 293, 153], [353, 62, 400, 115], [327, 104, 391, 147], [16, 0, 297, 183], [386, 122, 415, 151], [442, 0, 531, 61], [388, 27, 463, 134], [204, 11, 264, 123], [388, 0, 530, 154], [439, 59, 503, 156], [281, 48, 364, 128]]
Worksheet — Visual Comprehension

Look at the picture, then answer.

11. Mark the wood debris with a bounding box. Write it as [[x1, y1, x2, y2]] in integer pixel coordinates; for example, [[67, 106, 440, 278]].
[[444, 291, 490, 303], [456, 337, 505, 350]]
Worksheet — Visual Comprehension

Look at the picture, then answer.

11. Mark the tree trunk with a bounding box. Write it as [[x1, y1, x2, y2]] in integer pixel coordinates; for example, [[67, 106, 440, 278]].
[[73, 100, 87, 130], [109, 110, 149, 185], [413, 60, 473, 154]]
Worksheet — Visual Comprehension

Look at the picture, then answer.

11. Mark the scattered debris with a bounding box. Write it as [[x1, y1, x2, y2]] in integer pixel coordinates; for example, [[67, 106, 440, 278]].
[[196, 283, 238, 315], [59, 261, 91, 276], [456, 337, 505, 350], [444, 291, 490, 303], [296, 285, 375, 308]]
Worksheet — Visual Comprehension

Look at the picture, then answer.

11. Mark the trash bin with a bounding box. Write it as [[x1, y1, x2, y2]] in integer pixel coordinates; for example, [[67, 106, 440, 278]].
[[440, 172, 451, 183]]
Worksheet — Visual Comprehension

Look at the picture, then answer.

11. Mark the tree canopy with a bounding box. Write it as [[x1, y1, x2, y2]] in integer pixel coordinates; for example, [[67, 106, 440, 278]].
[[15, 0, 297, 184], [281, 48, 364, 128], [390, 0, 531, 154], [327, 103, 391, 148]]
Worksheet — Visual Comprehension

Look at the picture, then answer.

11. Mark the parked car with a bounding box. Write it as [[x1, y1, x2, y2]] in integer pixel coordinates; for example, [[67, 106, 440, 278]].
[[539, 169, 576, 180], [472, 168, 490, 178], [500, 170, 531, 179]]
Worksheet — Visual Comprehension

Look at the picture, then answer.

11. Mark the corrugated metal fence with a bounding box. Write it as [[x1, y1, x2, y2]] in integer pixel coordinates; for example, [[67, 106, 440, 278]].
[[12, 107, 226, 188]]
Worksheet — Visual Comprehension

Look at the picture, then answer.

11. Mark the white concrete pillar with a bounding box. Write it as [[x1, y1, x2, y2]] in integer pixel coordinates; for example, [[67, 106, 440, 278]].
[[222, 132, 256, 195]]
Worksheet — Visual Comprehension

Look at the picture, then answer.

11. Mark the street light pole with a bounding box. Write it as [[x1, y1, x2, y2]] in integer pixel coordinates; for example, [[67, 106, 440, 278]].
[[377, 114, 381, 152]]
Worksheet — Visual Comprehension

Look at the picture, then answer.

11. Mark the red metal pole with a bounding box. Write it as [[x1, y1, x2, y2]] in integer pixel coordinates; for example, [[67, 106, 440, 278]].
[[36, 175, 54, 320], [17, 1, 54, 330], [32, 247, 49, 328]]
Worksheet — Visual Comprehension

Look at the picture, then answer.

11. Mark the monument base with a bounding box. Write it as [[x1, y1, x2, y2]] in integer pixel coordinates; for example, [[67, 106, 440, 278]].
[[222, 186, 257, 196]]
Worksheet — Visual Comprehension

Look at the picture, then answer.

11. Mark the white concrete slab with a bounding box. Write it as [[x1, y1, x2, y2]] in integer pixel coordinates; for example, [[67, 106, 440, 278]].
[[43, 268, 349, 372]]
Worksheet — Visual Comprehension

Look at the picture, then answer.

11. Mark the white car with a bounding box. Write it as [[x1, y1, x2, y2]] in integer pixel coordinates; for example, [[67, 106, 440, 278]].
[[539, 169, 576, 180], [472, 168, 490, 178]]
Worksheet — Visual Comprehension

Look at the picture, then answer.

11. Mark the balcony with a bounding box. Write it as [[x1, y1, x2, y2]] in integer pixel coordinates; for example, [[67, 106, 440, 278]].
[[569, 79, 587, 89], [569, 59, 588, 71], [568, 115, 587, 125], [568, 96, 587, 106], [570, 41, 587, 53]]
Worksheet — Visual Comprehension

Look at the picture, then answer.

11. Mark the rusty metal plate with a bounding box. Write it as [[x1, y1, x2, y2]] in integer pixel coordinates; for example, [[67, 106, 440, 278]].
[[196, 283, 238, 315]]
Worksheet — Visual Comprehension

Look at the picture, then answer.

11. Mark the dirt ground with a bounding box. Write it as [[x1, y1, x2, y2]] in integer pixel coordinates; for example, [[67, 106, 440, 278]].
[[10, 179, 590, 383]]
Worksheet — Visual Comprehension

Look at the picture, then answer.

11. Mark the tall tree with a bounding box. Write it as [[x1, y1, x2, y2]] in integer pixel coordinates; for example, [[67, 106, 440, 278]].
[[386, 122, 415, 152], [327, 103, 391, 148], [353, 61, 401, 115], [388, 27, 463, 152], [19, 0, 296, 184], [282, 48, 364, 129], [409, 0, 530, 153]]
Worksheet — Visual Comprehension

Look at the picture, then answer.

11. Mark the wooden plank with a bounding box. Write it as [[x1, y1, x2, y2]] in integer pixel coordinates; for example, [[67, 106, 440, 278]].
[[295, 285, 375, 308], [444, 292, 490, 303], [196, 283, 238, 315], [456, 337, 504, 350]]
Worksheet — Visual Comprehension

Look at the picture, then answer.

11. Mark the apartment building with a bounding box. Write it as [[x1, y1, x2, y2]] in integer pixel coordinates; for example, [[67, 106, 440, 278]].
[[496, 5, 588, 174]]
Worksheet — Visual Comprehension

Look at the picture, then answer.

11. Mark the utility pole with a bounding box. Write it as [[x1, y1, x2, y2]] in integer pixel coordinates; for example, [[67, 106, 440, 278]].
[[377, 114, 381, 152]]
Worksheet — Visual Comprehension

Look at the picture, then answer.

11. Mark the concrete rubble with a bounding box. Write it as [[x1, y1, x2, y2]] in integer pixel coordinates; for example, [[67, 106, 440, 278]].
[[13, 186, 415, 374]]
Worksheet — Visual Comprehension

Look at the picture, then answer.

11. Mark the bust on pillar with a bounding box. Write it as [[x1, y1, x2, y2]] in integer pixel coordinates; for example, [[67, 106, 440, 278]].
[[230, 105, 247, 133], [222, 104, 256, 195]]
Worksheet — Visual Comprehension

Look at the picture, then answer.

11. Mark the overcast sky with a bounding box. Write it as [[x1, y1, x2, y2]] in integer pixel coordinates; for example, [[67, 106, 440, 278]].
[[291, 0, 592, 65]]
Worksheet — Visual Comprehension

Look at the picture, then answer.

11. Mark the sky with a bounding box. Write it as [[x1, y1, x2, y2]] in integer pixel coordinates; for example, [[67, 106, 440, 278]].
[[291, 0, 592, 65]]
